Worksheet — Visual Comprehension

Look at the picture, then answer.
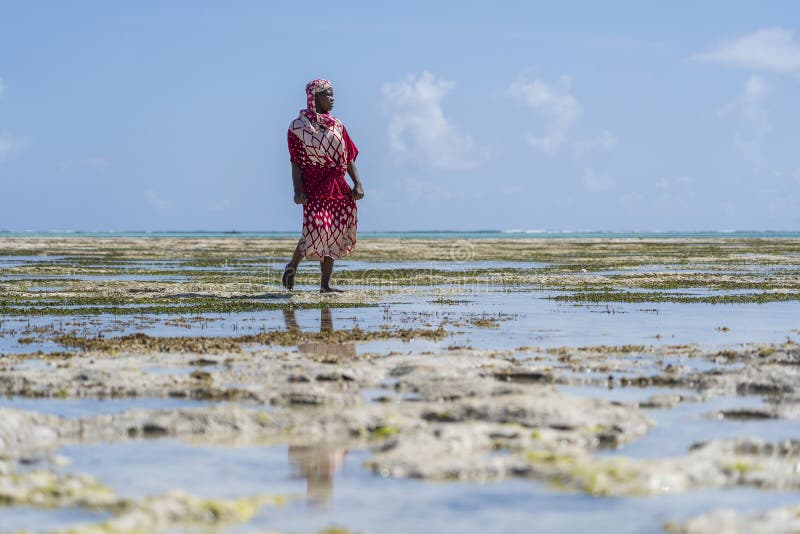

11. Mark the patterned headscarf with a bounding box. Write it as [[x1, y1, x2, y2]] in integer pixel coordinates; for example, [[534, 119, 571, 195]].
[[290, 79, 346, 168], [302, 79, 337, 129], [306, 79, 331, 112]]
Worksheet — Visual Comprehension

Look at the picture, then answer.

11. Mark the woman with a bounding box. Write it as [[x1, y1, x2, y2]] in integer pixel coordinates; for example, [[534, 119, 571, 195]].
[[283, 79, 364, 293]]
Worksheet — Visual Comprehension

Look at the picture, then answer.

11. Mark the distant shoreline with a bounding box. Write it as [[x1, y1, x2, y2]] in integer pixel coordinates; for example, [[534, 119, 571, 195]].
[[1, 230, 800, 239]]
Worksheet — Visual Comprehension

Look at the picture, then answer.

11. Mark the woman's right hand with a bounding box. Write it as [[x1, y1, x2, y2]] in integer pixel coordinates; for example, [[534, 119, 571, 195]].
[[294, 191, 307, 205]]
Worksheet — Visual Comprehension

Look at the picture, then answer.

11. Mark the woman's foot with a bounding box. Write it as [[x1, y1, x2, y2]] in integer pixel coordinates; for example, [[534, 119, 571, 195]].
[[282, 264, 296, 290], [320, 285, 345, 294], [319, 256, 344, 293]]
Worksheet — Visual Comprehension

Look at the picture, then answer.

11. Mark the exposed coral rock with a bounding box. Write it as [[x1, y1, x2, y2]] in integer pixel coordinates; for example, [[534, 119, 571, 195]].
[[667, 505, 800, 534]]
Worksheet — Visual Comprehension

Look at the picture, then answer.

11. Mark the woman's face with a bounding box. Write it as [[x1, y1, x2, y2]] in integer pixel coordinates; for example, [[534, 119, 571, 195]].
[[315, 88, 334, 113]]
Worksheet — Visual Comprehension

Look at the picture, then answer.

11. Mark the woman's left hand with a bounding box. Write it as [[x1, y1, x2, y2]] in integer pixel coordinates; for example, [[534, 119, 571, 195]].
[[352, 183, 364, 200]]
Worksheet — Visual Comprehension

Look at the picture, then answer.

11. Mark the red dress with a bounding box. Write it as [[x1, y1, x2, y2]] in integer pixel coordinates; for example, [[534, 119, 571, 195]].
[[287, 125, 359, 260]]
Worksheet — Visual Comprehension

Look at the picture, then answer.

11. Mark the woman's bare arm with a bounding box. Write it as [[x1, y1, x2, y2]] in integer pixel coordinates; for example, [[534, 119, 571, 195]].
[[291, 162, 307, 204], [347, 161, 364, 200]]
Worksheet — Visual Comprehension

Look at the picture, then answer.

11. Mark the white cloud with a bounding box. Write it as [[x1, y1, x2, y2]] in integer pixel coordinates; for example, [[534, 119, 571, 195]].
[[720, 76, 771, 165], [581, 167, 614, 192], [0, 77, 4, 97], [572, 130, 618, 158], [720, 75, 770, 132], [0, 132, 30, 160], [509, 76, 581, 153], [694, 27, 800, 74], [145, 190, 170, 212], [382, 71, 481, 171]]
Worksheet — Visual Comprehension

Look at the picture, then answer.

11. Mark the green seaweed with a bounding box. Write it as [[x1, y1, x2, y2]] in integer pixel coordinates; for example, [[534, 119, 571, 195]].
[[0, 299, 375, 317], [370, 425, 400, 439], [53, 325, 449, 353], [550, 290, 800, 304]]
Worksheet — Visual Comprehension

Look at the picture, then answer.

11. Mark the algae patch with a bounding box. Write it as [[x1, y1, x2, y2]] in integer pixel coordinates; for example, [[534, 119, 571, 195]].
[[53, 325, 449, 353]]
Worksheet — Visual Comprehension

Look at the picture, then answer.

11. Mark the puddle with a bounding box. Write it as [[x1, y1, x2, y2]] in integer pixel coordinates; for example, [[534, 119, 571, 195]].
[[334, 260, 548, 272], [361, 388, 393, 403], [57, 440, 345, 501], [251, 485, 800, 534], [361, 388, 421, 403], [558, 385, 697, 404], [0, 397, 218, 418], [0, 273, 188, 282], [51, 439, 800, 534], [610, 395, 800, 459], [0, 255, 67, 269], [0, 507, 110, 533], [560, 386, 799, 459]]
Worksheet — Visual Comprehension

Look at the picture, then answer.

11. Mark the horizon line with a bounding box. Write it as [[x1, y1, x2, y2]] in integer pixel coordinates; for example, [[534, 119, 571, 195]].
[[2, 229, 799, 235]]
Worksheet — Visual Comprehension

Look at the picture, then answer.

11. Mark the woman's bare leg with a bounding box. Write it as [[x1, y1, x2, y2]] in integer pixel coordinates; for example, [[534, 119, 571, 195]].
[[288, 241, 304, 270], [282, 240, 304, 290], [320, 256, 344, 293]]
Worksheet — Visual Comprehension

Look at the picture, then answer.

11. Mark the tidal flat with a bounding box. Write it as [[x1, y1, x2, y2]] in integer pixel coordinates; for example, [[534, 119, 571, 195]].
[[1, 236, 799, 533]]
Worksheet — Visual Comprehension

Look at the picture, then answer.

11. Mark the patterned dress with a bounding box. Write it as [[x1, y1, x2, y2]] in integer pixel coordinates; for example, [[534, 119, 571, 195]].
[[287, 80, 359, 261]]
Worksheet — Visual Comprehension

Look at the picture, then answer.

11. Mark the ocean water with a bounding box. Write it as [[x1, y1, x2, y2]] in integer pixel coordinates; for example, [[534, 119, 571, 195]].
[[2, 230, 800, 239]]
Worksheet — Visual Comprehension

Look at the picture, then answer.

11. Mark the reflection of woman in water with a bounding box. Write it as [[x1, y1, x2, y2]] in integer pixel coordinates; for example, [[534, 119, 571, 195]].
[[288, 444, 348, 507], [283, 308, 356, 506], [282, 307, 356, 358], [283, 79, 365, 293], [282, 305, 350, 506]]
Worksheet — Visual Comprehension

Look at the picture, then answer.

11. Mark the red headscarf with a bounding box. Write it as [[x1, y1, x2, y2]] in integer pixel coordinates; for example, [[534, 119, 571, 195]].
[[290, 79, 347, 168], [300, 79, 338, 129]]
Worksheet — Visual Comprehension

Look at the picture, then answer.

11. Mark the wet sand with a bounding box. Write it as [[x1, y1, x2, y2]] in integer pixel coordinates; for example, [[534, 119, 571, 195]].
[[0, 236, 799, 533]]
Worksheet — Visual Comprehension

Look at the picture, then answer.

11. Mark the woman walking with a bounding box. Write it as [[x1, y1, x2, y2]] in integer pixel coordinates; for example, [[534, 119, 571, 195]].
[[283, 79, 364, 293]]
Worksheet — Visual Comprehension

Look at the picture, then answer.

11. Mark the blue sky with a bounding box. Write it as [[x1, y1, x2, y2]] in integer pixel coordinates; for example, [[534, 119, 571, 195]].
[[1, 1, 799, 231]]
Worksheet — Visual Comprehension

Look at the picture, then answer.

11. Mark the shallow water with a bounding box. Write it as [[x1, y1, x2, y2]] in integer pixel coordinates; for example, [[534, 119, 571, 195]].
[[2, 288, 799, 356], [49, 440, 800, 534], [1, 507, 110, 533], [333, 259, 548, 271], [619, 396, 798, 459], [0, 396, 218, 418], [0, 273, 189, 282], [2, 242, 800, 532], [0, 255, 67, 269], [259, 485, 800, 534], [560, 386, 798, 458]]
